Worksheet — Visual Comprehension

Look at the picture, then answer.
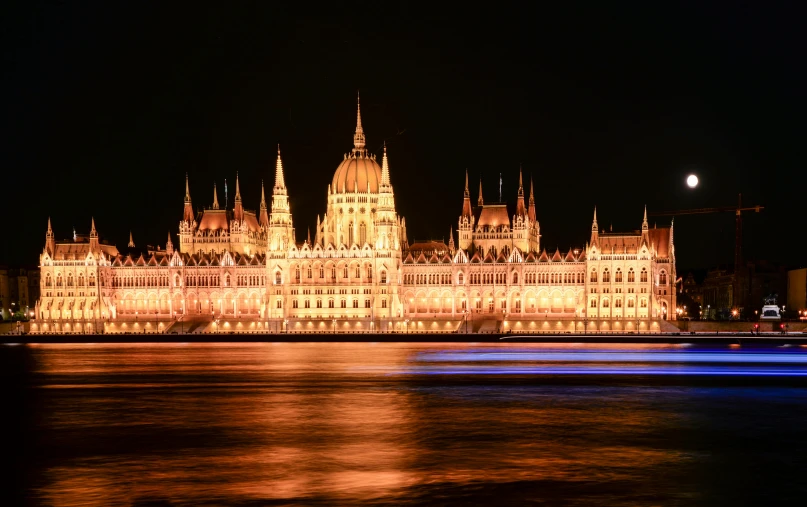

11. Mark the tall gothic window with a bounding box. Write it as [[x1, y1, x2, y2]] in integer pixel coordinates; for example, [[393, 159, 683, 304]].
[[615, 269, 622, 283], [628, 268, 635, 283], [590, 269, 597, 283], [380, 271, 387, 284], [360, 223, 366, 246], [275, 272, 282, 285], [603, 269, 610, 283], [659, 271, 668, 285], [641, 269, 648, 283]]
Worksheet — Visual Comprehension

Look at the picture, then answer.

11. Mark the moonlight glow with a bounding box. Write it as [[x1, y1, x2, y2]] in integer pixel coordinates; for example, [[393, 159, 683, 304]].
[[686, 174, 699, 188]]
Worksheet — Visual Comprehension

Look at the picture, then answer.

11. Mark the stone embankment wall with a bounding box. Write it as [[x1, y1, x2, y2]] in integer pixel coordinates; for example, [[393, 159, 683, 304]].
[[673, 320, 807, 333]]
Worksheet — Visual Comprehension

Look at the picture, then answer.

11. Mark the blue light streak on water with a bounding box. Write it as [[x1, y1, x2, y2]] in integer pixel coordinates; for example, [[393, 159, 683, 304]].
[[415, 351, 807, 364], [392, 366, 807, 376]]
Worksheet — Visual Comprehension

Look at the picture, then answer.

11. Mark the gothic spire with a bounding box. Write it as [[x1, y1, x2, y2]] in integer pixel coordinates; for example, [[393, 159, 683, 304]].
[[464, 169, 470, 198], [166, 231, 174, 255], [592, 207, 598, 231], [380, 142, 391, 187], [528, 176, 536, 222], [461, 170, 473, 219], [128, 231, 135, 248], [516, 165, 526, 217], [233, 172, 244, 221], [353, 91, 366, 151], [274, 145, 287, 194], [212, 182, 220, 209], [642, 205, 649, 231], [183, 173, 194, 222], [90, 217, 97, 236], [259, 180, 269, 228], [478, 178, 484, 206]]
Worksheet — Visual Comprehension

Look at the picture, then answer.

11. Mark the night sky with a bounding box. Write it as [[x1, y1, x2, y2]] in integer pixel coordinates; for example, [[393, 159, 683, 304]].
[[1, 3, 803, 272]]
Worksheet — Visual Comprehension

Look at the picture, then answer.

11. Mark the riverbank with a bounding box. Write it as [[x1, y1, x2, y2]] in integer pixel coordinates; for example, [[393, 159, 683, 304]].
[[4, 332, 807, 345]]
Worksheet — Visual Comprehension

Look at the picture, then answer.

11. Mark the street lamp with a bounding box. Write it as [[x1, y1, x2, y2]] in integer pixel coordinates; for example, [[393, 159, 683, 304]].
[[332, 318, 336, 334]]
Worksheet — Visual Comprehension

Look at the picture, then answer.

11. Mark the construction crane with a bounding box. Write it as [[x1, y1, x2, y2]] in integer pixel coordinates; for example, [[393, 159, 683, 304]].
[[648, 194, 764, 312]]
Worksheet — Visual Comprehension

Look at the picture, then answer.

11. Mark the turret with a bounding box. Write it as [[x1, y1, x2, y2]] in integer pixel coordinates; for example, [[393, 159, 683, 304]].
[[515, 165, 526, 217], [477, 178, 484, 206], [259, 180, 269, 228], [128, 231, 135, 248], [528, 176, 536, 222], [590, 207, 598, 246], [461, 169, 473, 219], [233, 172, 244, 222], [45, 217, 55, 255], [212, 182, 220, 210], [89, 217, 98, 251], [166, 231, 173, 255], [183, 173, 194, 222], [268, 145, 294, 251]]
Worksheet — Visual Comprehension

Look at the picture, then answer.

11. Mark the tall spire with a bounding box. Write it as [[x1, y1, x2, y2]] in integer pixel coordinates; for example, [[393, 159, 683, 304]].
[[45, 217, 54, 255], [461, 170, 473, 219], [166, 231, 174, 255], [90, 217, 97, 236], [518, 165, 524, 196], [380, 142, 391, 187], [448, 226, 455, 251], [478, 178, 484, 206], [516, 165, 526, 217], [642, 205, 649, 231], [353, 91, 366, 151], [183, 173, 194, 222], [212, 182, 220, 209], [259, 180, 269, 228], [233, 172, 244, 222], [528, 176, 536, 222], [274, 144, 287, 194], [592, 207, 598, 231], [128, 231, 135, 248]]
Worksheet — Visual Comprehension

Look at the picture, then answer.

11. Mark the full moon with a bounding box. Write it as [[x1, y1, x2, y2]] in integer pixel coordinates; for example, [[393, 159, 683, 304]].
[[686, 174, 699, 188]]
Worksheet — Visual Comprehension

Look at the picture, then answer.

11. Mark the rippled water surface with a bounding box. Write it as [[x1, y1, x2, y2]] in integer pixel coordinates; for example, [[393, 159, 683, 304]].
[[3, 342, 807, 506]]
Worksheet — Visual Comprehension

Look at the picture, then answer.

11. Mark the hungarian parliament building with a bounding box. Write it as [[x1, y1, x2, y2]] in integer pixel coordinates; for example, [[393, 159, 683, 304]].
[[33, 99, 677, 334]]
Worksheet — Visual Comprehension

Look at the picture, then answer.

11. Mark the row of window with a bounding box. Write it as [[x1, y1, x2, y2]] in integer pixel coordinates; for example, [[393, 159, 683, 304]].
[[287, 269, 387, 284], [44, 274, 96, 287], [289, 299, 388, 309], [589, 298, 647, 308], [589, 268, 667, 284]]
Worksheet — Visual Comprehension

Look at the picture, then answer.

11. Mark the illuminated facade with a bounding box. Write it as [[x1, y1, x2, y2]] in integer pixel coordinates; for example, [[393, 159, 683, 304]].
[[33, 98, 676, 334]]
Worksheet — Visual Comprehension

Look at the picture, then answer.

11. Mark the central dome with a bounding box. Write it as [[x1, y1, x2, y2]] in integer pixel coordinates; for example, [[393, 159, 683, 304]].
[[332, 152, 382, 194]]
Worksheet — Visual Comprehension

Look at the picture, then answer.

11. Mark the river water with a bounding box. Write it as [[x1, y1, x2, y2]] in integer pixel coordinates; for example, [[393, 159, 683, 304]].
[[3, 342, 807, 506]]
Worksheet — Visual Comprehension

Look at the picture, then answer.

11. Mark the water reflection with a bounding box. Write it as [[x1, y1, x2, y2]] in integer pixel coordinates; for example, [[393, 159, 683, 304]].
[[6, 343, 807, 505]]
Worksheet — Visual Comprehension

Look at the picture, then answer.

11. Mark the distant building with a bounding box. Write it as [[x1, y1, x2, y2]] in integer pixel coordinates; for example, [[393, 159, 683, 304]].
[[701, 268, 734, 318], [788, 268, 807, 312], [0, 266, 39, 319]]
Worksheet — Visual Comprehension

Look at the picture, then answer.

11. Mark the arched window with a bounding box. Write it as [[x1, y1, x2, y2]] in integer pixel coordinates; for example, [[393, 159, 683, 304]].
[[628, 268, 635, 283], [295, 267, 301, 281], [319, 267, 324, 279], [360, 223, 366, 246], [615, 269, 622, 283], [602, 299, 610, 308], [78, 274, 85, 286], [355, 266, 360, 279], [641, 268, 648, 283], [45, 274, 53, 287], [89, 274, 96, 287], [225, 274, 231, 287], [513, 272, 519, 284], [590, 269, 597, 283], [640, 298, 647, 308], [615, 298, 622, 308], [67, 274, 74, 286], [174, 274, 181, 287], [458, 272, 464, 284], [340, 299, 347, 308], [380, 270, 387, 284], [628, 298, 635, 308], [316, 299, 322, 308], [343, 267, 348, 279], [328, 299, 334, 308], [659, 270, 668, 285], [275, 271, 282, 285], [367, 266, 373, 280], [590, 298, 597, 308], [307, 266, 312, 279], [352, 299, 358, 308], [603, 269, 610, 283]]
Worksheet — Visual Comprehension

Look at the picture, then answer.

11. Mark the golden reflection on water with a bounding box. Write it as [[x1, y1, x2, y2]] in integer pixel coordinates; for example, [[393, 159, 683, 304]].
[[25, 343, 707, 505]]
